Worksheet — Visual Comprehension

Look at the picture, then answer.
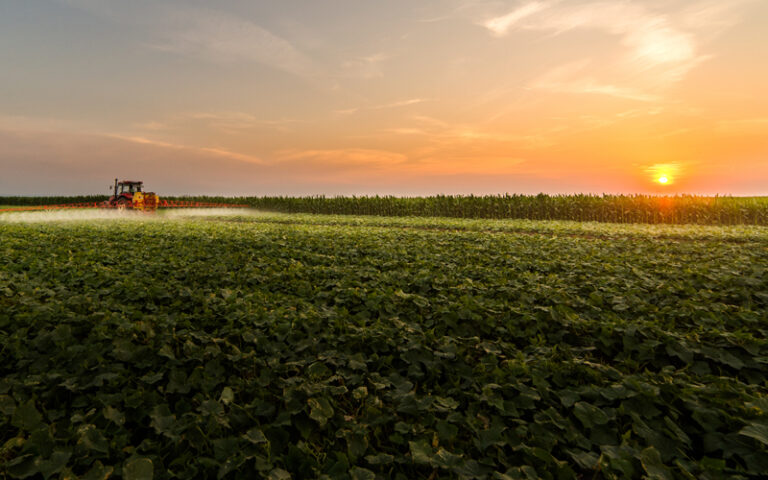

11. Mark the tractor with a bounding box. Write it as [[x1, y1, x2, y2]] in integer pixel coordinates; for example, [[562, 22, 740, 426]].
[[106, 179, 159, 212], [0, 179, 248, 213]]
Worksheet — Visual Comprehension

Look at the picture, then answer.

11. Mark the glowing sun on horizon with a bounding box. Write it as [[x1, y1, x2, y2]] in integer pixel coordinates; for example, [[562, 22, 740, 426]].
[[647, 163, 680, 187]]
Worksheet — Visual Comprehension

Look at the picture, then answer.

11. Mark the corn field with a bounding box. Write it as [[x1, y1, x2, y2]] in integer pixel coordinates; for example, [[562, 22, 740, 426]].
[[2, 194, 768, 225], [188, 194, 768, 225]]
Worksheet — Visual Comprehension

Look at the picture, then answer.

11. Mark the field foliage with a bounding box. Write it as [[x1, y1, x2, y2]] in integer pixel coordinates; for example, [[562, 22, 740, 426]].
[[1, 213, 767, 479], [2, 194, 768, 225]]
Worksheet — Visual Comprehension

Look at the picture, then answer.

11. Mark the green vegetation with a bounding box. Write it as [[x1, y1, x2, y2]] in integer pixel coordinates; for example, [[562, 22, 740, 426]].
[[231, 195, 768, 225], [1, 213, 767, 479], [2, 194, 768, 225]]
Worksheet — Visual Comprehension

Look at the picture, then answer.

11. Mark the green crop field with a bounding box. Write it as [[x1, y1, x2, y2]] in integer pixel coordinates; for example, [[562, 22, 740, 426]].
[[1, 212, 767, 479], [3, 194, 768, 225]]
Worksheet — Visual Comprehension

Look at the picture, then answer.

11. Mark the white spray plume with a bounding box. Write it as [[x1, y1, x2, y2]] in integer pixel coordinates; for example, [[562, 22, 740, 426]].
[[0, 209, 150, 223], [159, 208, 265, 219], [0, 207, 266, 224]]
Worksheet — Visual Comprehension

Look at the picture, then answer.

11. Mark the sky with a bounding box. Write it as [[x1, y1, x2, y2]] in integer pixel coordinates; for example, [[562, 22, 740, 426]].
[[1, 0, 767, 196]]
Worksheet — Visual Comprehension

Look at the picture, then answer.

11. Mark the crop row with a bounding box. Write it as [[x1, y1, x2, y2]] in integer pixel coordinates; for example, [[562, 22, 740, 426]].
[[234, 194, 768, 225], [1, 216, 767, 479], [2, 194, 768, 225]]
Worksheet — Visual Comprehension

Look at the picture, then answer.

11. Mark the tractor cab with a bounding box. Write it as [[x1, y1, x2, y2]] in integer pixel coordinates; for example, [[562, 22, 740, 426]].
[[117, 181, 143, 196]]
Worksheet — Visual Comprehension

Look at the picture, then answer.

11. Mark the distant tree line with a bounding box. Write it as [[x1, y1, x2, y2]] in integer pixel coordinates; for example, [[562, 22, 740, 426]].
[[0, 195, 108, 206]]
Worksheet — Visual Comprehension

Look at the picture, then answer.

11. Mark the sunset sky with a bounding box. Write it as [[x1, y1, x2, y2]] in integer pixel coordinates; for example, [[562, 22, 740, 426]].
[[1, 0, 767, 196]]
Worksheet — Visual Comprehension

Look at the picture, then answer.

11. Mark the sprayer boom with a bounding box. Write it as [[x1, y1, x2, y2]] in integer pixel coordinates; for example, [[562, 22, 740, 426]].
[[0, 179, 249, 212]]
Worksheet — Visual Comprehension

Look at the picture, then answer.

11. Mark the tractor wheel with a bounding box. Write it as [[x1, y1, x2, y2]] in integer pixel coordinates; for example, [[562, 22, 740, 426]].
[[116, 198, 130, 211]]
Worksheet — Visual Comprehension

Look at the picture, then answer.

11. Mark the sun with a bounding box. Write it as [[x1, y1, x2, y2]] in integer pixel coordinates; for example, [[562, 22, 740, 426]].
[[646, 163, 680, 187]]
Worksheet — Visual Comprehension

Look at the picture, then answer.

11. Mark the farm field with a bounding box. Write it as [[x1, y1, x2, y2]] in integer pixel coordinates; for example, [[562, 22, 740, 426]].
[[3, 194, 768, 225], [1, 212, 768, 479]]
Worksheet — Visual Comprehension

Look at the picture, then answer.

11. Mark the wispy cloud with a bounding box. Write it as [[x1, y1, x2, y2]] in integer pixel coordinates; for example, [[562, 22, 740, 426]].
[[274, 149, 409, 182], [481, 1, 753, 98], [482, 1, 701, 67], [374, 98, 430, 109], [530, 60, 661, 102], [0, 126, 272, 195], [0, 113, 265, 165], [335, 98, 431, 115], [0, 113, 85, 133], [340, 53, 390, 79], [416, 0, 498, 24], [149, 10, 317, 77], [57, 2, 318, 77], [334, 108, 360, 115], [483, 2, 550, 37], [134, 112, 303, 135], [107, 134, 264, 164], [716, 117, 768, 135], [276, 146, 529, 179], [678, 0, 759, 32], [382, 115, 556, 149]]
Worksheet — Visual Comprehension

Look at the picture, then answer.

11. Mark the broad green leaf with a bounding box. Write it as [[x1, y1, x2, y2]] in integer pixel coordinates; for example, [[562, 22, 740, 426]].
[[567, 449, 599, 469], [102, 406, 125, 426], [5, 454, 37, 479], [739, 422, 768, 446], [267, 468, 291, 480], [78, 425, 109, 453], [453, 459, 491, 479], [433, 396, 460, 412], [409, 439, 432, 465], [746, 398, 768, 413], [436, 420, 458, 442], [218, 454, 245, 480], [157, 344, 175, 359], [699, 457, 726, 472], [37, 449, 72, 480], [123, 457, 154, 480], [308, 397, 334, 427], [1, 436, 25, 456], [573, 402, 610, 428], [638, 447, 673, 480], [244, 428, 268, 444], [346, 433, 368, 460], [364, 453, 394, 465], [520, 465, 538, 479], [220, 386, 235, 405], [306, 362, 331, 380], [352, 386, 368, 400], [349, 466, 376, 480], [0, 394, 16, 415], [25, 428, 54, 457], [474, 425, 505, 451], [199, 400, 224, 417], [213, 437, 239, 461], [149, 405, 176, 437], [139, 371, 164, 385], [81, 461, 114, 480], [432, 448, 463, 469], [11, 400, 43, 431]]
